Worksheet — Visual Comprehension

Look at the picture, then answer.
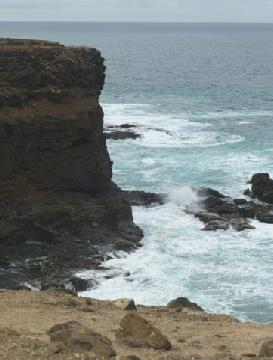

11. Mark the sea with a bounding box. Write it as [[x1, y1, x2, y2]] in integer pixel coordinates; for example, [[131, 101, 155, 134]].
[[1, 22, 273, 323]]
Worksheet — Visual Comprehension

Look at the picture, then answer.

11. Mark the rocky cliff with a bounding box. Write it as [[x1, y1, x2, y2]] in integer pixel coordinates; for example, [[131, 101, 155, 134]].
[[0, 38, 143, 289]]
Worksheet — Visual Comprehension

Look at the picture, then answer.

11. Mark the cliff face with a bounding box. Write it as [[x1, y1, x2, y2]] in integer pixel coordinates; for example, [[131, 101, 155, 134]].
[[0, 38, 111, 193], [0, 39, 143, 290]]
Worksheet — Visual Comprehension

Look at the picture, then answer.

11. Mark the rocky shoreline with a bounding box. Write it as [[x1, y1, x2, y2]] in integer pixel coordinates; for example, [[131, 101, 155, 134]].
[[0, 36, 272, 291], [1, 38, 273, 353]]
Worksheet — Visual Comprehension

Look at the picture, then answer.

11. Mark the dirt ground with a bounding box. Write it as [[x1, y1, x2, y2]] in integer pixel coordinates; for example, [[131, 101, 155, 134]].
[[0, 289, 273, 359]]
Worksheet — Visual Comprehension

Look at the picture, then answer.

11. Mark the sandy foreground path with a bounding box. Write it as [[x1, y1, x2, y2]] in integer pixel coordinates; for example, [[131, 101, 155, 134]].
[[0, 289, 272, 359]]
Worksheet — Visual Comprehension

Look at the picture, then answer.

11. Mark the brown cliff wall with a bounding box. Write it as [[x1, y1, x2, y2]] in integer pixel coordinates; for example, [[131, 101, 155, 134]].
[[0, 38, 112, 193], [0, 39, 143, 290]]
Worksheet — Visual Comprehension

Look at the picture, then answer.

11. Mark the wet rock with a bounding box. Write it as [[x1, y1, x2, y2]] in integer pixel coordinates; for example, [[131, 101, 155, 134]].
[[114, 298, 137, 311], [234, 199, 248, 206], [259, 338, 273, 357], [204, 221, 230, 231], [250, 173, 270, 185], [70, 277, 97, 292], [231, 220, 256, 232], [48, 321, 116, 358], [116, 313, 171, 350], [256, 213, 273, 224], [249, 173, 273, 204], [197, 187, 225, 199], [106, 124, 137, 129], [202, 196, 225, 210], [105, 130, 141, 140], [167, 297, 204, 312], [122, 190, 164, 206], [195, 212, 227, 223]]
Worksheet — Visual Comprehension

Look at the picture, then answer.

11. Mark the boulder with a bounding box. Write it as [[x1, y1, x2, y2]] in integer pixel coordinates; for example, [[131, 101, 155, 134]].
[[250, 173, 270, 185], [48, 321, 116, 358], [231, 220, 256, 232], [114, 298, 137, 311], [195, 212, 227, 223], [116, 313, 171, 351], [250, 173, 273, 204], [197, 187, 225, 199], [204, 221, 230, 231], [167, 297, 204, 312], [122, 190, 164, 207], [70, 277, 97, 292], [259, 338, 273, 357]]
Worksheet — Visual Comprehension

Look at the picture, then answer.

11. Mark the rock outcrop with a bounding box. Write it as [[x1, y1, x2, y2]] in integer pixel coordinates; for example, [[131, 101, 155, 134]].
[[191, 182, 273, 231], [0, 38, 143, 289], [248, 173, 273, 204]]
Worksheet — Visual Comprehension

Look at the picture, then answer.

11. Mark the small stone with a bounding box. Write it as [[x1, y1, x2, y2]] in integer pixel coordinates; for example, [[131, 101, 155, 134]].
[[114, 298, 137, 311]]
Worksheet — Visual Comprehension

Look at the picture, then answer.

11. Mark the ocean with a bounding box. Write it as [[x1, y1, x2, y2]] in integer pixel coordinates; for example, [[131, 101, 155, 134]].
[[1, 22, 273, 322]]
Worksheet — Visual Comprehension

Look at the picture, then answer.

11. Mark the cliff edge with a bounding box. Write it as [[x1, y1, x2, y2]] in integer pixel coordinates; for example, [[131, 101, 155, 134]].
[[0, 38, 143, 290]]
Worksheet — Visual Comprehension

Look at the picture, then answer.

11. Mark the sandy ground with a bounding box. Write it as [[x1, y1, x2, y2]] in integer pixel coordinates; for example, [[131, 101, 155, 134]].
[[0, 289, 273, 359]]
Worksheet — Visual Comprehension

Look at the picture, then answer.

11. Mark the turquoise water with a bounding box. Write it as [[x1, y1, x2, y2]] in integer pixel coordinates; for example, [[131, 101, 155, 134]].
[[1, 22, 273, 322]]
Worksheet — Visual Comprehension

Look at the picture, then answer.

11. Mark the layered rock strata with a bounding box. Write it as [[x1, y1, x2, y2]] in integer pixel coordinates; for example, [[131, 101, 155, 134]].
[[0, 38, 143, 289]]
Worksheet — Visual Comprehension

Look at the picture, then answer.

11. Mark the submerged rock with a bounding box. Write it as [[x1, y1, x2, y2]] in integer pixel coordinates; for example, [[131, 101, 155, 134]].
[[105, 130, 141, 140]]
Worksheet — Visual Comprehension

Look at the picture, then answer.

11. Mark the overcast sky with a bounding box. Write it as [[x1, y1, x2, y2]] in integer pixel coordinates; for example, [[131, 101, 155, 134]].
[[0, 0, 273, 22]]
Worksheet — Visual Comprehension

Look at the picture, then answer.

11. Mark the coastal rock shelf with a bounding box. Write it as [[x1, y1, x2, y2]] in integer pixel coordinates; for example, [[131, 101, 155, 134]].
[[0, 38, 143, 289]]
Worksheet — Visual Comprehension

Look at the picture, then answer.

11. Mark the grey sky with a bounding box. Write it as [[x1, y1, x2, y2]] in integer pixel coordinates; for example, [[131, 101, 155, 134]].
[[0, 0, 273, 22]]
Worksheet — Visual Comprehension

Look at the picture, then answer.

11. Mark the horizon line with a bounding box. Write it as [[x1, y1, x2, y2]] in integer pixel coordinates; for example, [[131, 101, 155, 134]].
[[0, 20, 273, 25]]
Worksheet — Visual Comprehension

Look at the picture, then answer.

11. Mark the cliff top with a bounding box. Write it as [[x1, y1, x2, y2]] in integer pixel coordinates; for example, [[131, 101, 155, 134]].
[[0, 290, 272, 359]]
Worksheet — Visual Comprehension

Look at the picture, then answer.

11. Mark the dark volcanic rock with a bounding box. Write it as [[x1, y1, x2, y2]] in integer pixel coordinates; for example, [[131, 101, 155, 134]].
[[0, 39, 143, 289], [256, 213, 273, 224], [105, 130, 141, 140], [248, 173, 273, 204], [203, 220, 230, 231], [167, 297, 204, 312], [0, 38, 111, 194], [122, 190, 164, 206], [194, 175, 273, 232]]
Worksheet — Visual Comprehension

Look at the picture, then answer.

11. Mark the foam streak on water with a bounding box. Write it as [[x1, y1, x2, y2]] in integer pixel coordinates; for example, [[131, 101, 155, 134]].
[[81, 103, 273, 323]]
